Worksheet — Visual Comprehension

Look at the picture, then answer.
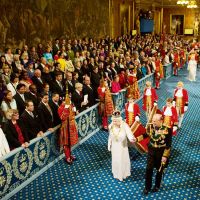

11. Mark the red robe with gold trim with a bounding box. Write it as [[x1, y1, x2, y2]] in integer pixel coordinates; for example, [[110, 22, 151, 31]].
[[142, 88, 158, 111], [125, 102, 140, 127], [127, 74, 140, 100], [97, 86, 114, 117], [58, 103, 78, 146], [179, 49, 186, 68], [173, 88, 188, 114], [162, 105, 178, 127], [173, 52, 180, 68]]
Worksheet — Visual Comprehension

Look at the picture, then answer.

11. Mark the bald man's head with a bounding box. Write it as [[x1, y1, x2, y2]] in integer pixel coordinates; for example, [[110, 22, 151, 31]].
[[152, 114, 163, 127]]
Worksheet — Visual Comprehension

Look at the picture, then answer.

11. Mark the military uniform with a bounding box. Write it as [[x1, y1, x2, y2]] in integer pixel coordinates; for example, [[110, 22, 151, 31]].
[[137, 124, 172, 191]]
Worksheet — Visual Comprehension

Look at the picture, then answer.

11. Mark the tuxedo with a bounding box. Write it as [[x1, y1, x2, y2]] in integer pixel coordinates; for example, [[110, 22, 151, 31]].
[[71, 90, 86, 112], [37, 63, 46, 73], [14, 92, 29, 116], [38, 102, 54, 132], [83, 84, 96, 107], [20, 110, 42, 140], [3, 120, 29, 148], [42, 72, 53, 85], [52, 44, 60, 56], [49, 101, 61, 126], [91, 72, 101, 99], [51, 80, 65, 99], [31, 76, 45, 93], [66, 80, 75, 95], [26, 92, 41, 108]]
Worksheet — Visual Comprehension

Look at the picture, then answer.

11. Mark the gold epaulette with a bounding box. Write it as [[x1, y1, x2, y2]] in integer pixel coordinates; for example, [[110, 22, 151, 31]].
[[163, 148, 170, 158]]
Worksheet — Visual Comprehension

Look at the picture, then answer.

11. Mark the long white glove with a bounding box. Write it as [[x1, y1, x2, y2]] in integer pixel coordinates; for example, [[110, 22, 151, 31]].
[[173, 126, 178, 132], [184, 106, 188, 112], [172, 101, 176, 107], [108, 144, 111, 152], [135, 116, 140, 122]]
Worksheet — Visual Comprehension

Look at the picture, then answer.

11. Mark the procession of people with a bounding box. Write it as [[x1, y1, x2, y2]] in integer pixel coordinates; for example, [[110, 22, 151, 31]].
[[0, 33, 197, 196]]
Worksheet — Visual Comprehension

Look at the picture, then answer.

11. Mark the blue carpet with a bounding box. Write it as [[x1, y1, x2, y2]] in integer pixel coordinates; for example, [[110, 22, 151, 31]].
[[10, 68, 200, 200]]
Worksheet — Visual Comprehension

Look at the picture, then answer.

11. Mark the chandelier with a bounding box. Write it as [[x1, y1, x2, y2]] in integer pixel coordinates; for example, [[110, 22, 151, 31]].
[[187, 0, 198, 8], [177, 0, 189, 4]]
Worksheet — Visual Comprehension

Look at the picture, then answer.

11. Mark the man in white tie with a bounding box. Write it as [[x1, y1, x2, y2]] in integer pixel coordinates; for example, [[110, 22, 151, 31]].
[[14, 83, 28, 115], [31, 69, 44, 93], [52, 72, 65, 100], [20, 100, 44, 140], [38, 93, 54, 132]]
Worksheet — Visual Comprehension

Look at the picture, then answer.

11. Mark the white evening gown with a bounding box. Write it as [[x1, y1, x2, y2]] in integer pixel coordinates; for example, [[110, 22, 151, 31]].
[[188, 60, 197, 81], [108, 121, 134, 181], [0, 128, 10, 158]]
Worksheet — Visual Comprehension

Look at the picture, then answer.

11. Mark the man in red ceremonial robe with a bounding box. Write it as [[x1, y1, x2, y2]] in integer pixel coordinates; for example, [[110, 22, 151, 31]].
[[125, 95, 140, 127], [173, 49, 180, 76], [127, 67, 140, 100], [118, 69, 127, 89], [98, 79, 114, 130], [173, 81, 188, 128], [179, 48, 186, 68], [142, 81, 158, 120], [154, 56, 163, 89], [58, 95, 78, 164], [162, 98, 178, 136]]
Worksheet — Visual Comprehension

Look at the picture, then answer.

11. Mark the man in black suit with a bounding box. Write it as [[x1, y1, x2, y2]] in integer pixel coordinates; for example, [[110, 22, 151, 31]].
[[66, 72, 75, 96], [37, 57, 47, 73], [91, 66, 101, 99], [71, 83, 88, 114], [14, 83, 29, 116], [49, 93, 61, 127], [83, 76, 96, 107], [51, 72, 65, 100], [31, 69, 45, 93], [42, 66, 53, 86], [37, 92, 54, 132], [20, 100, 44, 140], [26, 84, 41, 109], [52, 38, 60, 56]]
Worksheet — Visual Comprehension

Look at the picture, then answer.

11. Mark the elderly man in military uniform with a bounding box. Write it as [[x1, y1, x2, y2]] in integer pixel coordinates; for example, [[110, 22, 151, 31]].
[[136, 113, 172, 195]]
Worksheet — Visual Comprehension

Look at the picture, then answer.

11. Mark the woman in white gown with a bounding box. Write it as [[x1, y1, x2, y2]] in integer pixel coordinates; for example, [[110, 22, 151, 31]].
[[0, 128, 10, 158], [108, 111, 136, 181], [188, 55, 197, 81]]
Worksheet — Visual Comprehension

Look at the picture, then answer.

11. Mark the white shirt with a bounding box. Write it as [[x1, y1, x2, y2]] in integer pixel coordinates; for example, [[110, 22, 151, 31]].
[[19, 93, 25, 101], [127, 102, 134, 112], [25, 109, 34, 118], [145, 88, 152, 96], [1, 99, 17, 112], [164, 55, 170, 65], [7, 82, 18, 96], [164, 107, 172, 116], [175, 89, 183, 97]]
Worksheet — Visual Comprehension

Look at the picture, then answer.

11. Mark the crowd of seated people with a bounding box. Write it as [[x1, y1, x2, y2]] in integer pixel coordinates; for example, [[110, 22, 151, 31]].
[[0, 33, 199, 157]]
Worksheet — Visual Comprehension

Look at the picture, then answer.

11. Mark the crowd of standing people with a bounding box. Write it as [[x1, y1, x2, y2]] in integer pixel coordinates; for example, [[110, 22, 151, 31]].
[[0, 33, 199, 162]]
